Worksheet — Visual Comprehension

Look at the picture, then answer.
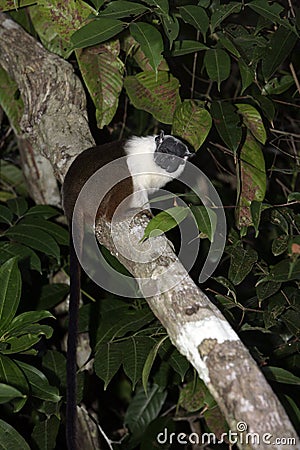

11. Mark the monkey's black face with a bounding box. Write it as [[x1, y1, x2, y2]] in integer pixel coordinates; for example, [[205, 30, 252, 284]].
[[154, 131, 192, 173]]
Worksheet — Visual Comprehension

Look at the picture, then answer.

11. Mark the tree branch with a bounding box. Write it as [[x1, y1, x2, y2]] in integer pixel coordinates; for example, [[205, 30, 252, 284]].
[[0, 13, 298, 450], [0, 13, 94, 183]]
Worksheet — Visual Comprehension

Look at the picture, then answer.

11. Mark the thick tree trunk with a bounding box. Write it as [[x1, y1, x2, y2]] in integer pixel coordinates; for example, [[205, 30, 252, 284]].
[[0, 13, 298, 450]]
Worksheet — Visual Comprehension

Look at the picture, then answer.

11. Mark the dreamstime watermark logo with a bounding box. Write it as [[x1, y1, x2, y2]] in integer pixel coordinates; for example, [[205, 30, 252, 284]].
[[72, 153, 227, 297], [156, 422, 297, 446]]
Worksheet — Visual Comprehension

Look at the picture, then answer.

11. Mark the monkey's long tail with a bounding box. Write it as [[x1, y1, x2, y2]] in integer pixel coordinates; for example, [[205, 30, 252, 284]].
[[66, 237, 81, 449]]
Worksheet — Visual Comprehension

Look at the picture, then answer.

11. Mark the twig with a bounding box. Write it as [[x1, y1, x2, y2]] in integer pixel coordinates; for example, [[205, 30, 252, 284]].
[[191, 30, 200, 99], [271, 128, 300, 139], [289, 62, 300, 96], [287, 0, 296, 18], [119, 96, 128, 141]]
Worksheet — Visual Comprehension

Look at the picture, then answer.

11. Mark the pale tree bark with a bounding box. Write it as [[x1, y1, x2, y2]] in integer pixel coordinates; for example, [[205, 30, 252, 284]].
[[0, 13, 298, 450], [17, 137, 61, 205]]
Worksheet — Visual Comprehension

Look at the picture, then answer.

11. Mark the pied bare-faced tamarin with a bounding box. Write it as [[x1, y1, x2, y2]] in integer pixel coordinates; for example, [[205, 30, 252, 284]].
[[62, 131, 191, 449]]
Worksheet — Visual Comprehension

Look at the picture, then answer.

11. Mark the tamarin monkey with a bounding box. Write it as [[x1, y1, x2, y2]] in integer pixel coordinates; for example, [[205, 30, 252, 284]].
[[62, 131, 192, 449]]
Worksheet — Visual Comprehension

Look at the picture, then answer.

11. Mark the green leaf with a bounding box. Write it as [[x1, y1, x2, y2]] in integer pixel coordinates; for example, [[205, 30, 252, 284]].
[[76, 41, 124, 129], [248, 0, 293, 31], [143, 0, 169, 14], [253, 94, 275, 123], [210, 2, 242, 32], [262, 74, 295, 95], [215, 295, 239, 314], [213, 276, 237, 302], [29, 0, 93, 58], [0, 242, 41, 273], [141, 207, 189, 241], [37, 399, 61, 418], [37, 284, 69, 310], [262, 28, 297, 81], [23, 205, 59, 219], [178, 5, 209, 37], [171, 40, 208, 56], [217, 33, 240, 58], [123, 336, 157, 389], [5, 9, 31, 31], [272, 235, 289, 256], [8, 310, 54, 334], [142, 336, 168, 392], [0, 383, 25, 404], [0, 66, 23, 135], [282, 309, 300, 337], [238, 59, 255, 94], [270, 209, 289, 234], [248, 0, 284, 20], [123, 34, 169, 72], [124, 384, 167, 438], [256, 281, 281, 301], [281, 395, 300, 433], [130, 22, 163, 74], [210, 101, 242, 153], [2, 330, 53, 355], [0, 258, 21, 334], [236, 103, 267, 144], [161, 14, 179, 48], [204, 405, 227, 438], [224, 24, 267, 70], [94, 341, 122, 389], [159, 340, 189, 381], [0, 419, 30, 450], [0, 205, 13, 225], [71, 18, 125, 49], [100, 1, 148, 18], [228, 244, 258, 285], [237, 132, 266, 229], [267, 259, 300, 282], [124, 71, 181, 124], [0, 355, 28, 411], [198, 0, 210, 6], [179, 380, 206, 412], [0, 162, 28, 197], [96, 309, 155, 346], [7, 197, 28, 216], [0, 0, 36, 12], [241, 324, 273, 333], [204, 49, 231, 90], [288, 192, 300, 202], [91, 0, 105, 9], [172, 100, 212, 150], [263, 291, 286, 328], [5, 225, 60, 260], [263, 366, 300, 385], [0, 192, 15, 202], [16, 361, 61, 403], [190, 206, 217, 242], [19, 217, 69, 245], [250, 200, 262, 237], [31, 415, 60, 450], [42, 350, 67, 390]]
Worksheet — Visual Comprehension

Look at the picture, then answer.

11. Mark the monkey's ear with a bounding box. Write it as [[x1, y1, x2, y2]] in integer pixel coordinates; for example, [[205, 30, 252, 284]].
[[155, 130, 165, 146]]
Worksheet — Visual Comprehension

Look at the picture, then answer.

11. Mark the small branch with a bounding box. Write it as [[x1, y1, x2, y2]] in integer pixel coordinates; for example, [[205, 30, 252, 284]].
[[191, 30, 200, 99], [287, 0, 296, 18], [289, 62, 300, 96]]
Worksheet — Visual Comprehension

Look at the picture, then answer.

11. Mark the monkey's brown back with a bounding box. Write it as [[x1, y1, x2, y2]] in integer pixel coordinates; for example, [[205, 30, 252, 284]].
[[62, 142, 133, 223]]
